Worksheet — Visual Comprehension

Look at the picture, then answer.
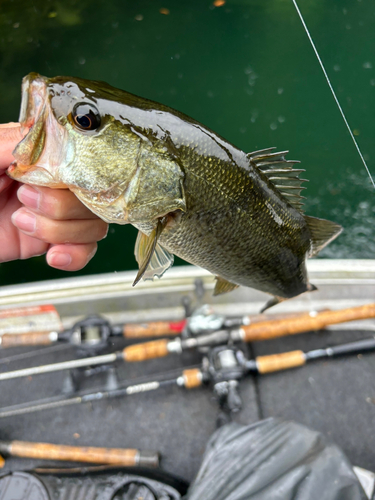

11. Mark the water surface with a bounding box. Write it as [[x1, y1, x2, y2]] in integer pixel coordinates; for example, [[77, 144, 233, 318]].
[[0, 0, 374, 285]]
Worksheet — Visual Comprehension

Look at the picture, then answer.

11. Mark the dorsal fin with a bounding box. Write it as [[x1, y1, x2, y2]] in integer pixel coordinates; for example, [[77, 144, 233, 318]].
[[247, 148, 308, 212]]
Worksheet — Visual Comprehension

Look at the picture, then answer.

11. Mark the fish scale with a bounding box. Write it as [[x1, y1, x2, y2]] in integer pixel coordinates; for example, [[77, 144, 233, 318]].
[[157, 143, 310, 298], [7, 73, 343, 308]]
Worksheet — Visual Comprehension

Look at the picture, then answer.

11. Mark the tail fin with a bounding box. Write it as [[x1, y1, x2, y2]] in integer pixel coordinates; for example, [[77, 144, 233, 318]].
[[304, 215, 343, 257]]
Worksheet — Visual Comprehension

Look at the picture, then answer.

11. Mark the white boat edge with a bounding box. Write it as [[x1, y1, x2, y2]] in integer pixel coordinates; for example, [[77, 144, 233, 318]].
[[0, 259, 374, 328]]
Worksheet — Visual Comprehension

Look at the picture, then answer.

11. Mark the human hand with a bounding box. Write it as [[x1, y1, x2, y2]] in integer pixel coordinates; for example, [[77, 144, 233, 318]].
[[0, 123, 108, 270]]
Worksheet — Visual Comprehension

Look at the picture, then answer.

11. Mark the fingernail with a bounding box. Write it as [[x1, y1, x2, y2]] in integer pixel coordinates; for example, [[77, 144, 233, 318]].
[[101, 225, 109, 240], [48, 252, 72, 268], [18, 185, 40, 209], [87, 245, 98, 262], [11, 209, 36, 233]]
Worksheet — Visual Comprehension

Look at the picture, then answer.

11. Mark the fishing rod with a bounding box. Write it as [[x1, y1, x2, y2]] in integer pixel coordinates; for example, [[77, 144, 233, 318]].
[[0, 302, 373, 382], [0, 306, 251, 351], [0, 440, 159, 468], [0, 303, 328, 362], [0, 342, 74, 366], [0, 315, 187, 350], [1, 336, 375, 419], [0, 310, 221, 370], [0, 365, 203, 418]]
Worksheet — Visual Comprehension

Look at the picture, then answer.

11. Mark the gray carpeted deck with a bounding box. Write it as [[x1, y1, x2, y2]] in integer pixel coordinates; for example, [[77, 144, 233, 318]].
[[0, 325, 374, 482]]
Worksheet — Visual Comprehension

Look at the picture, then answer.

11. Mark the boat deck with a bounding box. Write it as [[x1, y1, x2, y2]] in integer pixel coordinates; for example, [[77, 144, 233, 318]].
[[0, 260, 374, 483]]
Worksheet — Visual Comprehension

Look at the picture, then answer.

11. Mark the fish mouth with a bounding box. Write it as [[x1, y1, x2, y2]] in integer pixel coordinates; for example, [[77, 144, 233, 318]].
[[7, 73, 69, 188], [19, 73, 47, 131]]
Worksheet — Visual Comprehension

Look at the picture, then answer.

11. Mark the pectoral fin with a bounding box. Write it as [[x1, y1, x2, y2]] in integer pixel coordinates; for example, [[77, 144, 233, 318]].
[[133, 217, 173, 286], [214, 276, 239, 296]]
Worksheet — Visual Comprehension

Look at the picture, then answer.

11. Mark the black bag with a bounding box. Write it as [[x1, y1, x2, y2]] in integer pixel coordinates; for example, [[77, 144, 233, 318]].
[[187, 418, 367, 500], [0, 419, 367, 500]]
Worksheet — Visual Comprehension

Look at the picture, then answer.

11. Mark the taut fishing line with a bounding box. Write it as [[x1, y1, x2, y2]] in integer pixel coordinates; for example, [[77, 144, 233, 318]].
[[292, 0, 375, 190]]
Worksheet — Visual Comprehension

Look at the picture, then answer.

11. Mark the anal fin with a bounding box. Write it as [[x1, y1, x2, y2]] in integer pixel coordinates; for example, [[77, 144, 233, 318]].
[[260, 296, 283, 313], [214, 276, 239, 296], [133, 217, 173, 286], [261, 284, 317, 313]]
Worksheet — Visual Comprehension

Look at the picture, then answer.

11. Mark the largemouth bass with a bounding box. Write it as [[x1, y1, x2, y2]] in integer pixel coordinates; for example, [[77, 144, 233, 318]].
[[7, 73, 342, 309]]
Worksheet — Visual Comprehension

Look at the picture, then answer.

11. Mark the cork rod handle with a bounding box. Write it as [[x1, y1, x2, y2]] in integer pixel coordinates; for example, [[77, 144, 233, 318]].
[[1, 332, 54, 348], [182, 368, 203, 389], [123, 339, 170, 362], [123, 320, 186, 338], [241, 303, 375, 342], [256, 350, 306, 374], [9, 441, 140, 466]]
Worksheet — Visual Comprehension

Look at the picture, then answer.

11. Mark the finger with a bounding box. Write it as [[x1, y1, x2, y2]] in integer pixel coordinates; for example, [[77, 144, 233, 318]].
[[46, 243, 98, 271], [0, 123, 25, 170], [0, 173, 14, 194], [0, 223, 48, 262], [11, 207, 109, 244], [18, 232, 49, 260], [0, 181, 49, 262], [17, 184, 99, 220]]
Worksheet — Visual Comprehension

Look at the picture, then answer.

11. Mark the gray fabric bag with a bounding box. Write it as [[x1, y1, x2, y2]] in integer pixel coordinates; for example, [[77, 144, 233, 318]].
[[187, 418, 366, 500]]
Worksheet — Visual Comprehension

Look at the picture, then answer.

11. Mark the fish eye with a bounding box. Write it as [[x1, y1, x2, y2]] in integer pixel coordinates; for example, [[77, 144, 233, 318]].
[[72, 103, 101, 131]]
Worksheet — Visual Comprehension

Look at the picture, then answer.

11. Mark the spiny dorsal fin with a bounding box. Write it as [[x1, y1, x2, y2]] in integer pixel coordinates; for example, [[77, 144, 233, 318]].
[[214, 276, 239, 296], [304, 215, 343, 257], [247, 148, 308, 212]]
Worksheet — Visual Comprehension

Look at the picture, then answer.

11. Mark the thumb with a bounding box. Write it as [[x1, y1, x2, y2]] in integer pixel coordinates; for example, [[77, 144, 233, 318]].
[[0, 123, 25, 171]]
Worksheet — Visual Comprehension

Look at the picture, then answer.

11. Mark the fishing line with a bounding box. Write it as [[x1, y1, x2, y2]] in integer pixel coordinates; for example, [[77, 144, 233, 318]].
[[291, 0, 375, 190]]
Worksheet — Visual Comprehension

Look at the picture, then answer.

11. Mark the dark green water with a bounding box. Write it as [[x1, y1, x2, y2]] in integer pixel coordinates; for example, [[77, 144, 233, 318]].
[[0, 0, 374, 286]]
